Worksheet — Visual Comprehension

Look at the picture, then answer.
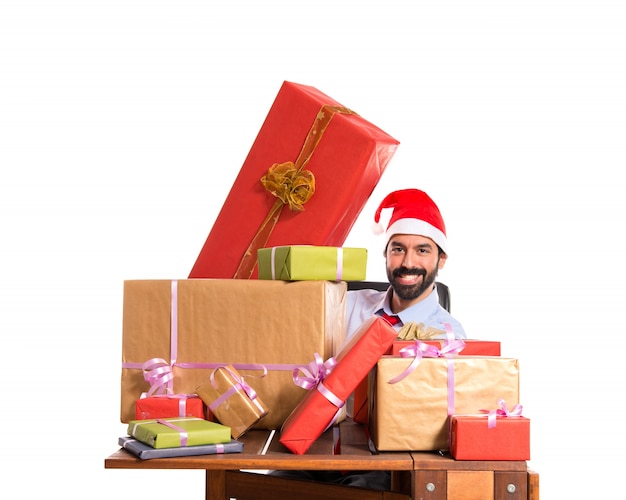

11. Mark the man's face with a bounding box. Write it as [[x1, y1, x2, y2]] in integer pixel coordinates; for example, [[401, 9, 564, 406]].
[[385, 234, 446, 301]]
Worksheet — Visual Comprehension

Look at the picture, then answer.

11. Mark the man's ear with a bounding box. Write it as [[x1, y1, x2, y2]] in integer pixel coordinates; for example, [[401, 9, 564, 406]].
[[438, 253, 448, 270]]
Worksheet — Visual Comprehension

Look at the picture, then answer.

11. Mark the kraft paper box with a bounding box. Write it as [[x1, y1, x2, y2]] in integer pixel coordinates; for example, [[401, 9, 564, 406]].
[[135, 395, 205, 420], [127, 417, 231, 449], [369, 356, 519, 451], [257, 246, 367, 281], [195, 365, 269, 439], [280, 316, 397, 455], [189, 81, 399, 280], [353, 340, 502, 425], [449, 415, 530, 460], [121, 279, 346, 429], [119, 436, 244, 460]]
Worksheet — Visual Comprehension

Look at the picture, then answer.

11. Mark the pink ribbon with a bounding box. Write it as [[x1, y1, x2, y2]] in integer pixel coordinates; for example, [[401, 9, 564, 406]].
[[292, 353, 343, 408], [480, 398, 524, 428], [335, 247, 343, 281], [388, 323, 462, 417], [156, 418, 189, 447], [387, 337, 465, 383], [208, 366, 267, 413]]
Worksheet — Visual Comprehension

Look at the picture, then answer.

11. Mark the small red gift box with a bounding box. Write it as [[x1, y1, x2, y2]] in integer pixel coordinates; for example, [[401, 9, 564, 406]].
[[449, 414, 530, 460], [189, 81, 399, 280], [353, 340, 502, 425], [135, 395, 205, 420], [280, 316, 397, 455]]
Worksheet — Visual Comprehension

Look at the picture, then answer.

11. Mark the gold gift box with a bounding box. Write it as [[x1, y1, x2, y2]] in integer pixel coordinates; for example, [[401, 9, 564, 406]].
[[196, 365, 269, 439]]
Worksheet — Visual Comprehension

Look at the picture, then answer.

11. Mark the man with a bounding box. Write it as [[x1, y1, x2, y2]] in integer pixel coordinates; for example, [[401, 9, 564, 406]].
[[346, 188, 466, 339], [270, 188, 466, 491]]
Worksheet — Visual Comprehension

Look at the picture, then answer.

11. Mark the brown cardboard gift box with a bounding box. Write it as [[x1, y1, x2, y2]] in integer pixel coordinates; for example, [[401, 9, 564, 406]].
[[195, 365, 269, 439], [121, 279, 346, 429], [369, 356, 520, 451]]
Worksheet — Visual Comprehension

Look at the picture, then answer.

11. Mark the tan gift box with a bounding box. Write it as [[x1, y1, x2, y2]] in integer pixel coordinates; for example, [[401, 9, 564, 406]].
[[369, 356, 519, 451], [196, 365, 269, 439], [121, 279, 346, 429]]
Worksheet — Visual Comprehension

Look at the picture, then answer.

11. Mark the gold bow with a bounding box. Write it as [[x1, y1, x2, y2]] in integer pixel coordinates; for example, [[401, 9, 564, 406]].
[[260, 162, 315, 211]]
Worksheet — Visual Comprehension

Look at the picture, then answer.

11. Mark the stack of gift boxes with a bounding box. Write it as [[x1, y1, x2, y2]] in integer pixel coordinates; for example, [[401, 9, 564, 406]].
[[117, 81, 530, 462]]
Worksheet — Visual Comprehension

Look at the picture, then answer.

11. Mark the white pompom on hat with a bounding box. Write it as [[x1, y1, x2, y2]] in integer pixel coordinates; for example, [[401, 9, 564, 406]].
[[372, 189, 448, 254]]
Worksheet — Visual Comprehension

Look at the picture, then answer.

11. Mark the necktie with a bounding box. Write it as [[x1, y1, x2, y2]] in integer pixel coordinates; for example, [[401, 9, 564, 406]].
[[380, 312, 401, 326]]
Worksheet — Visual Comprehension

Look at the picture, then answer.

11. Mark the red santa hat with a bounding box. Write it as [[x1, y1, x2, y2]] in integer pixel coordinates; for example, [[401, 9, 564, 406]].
[[372, 189, 448, 254]]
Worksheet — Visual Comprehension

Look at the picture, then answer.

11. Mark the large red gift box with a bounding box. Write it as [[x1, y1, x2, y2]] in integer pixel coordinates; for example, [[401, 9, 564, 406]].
[[353, 340, 502, 425], [279, 316, 397, 455], [449, 414, 530, 460], [189, 81, 400, 279], [135, 395, 205, 420]]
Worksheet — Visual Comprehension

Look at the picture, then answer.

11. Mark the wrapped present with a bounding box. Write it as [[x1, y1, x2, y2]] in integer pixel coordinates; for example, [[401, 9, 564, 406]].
[[353, 339, 502, 425], [280, 316, 397, 455], [135, 394, 205, 420], [390, 339, 501, 356], [196, 365, 269, 439], [121, 279, 346, 429], [449, 401, 530, 460], [369, 355, 520, 451], [257, 246, 367, 281], [118, 436, 243, 460], [189, 81, 399, 280], [127, 417, 231, 449]]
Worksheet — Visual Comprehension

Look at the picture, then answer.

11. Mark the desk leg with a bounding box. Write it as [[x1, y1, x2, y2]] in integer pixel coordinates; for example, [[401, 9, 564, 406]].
[[205, 470, 226, 500], [413, 470, 446, 500]]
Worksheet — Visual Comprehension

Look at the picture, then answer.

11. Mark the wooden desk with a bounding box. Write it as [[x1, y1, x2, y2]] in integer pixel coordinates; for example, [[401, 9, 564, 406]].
[[105, 420, 539, 500]]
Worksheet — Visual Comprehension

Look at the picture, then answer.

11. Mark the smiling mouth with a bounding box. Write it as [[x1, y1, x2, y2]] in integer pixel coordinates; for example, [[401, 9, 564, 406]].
[[395, 273, 423, 286]]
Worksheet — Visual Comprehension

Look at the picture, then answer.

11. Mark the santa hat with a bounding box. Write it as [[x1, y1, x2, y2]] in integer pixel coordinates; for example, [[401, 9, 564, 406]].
[[372, 189, 448, 254]]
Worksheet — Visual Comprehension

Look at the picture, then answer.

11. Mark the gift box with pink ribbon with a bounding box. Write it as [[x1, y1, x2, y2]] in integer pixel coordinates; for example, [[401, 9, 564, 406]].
[[353, 337, 502, 425], [279, 316, 397, 455], [188, 81, 399, 280], [135, 394, 206, 420], [449, 399, 530, 460], [195, 365, 269, 439], [369, 346, 520, 451], [120, 279, 346, 429], [257, 245, 367, 281], [127, 417, 231, 449]]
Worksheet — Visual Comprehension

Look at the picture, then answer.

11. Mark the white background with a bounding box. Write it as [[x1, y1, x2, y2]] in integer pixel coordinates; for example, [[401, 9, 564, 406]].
[[2, 1, 624, 498]]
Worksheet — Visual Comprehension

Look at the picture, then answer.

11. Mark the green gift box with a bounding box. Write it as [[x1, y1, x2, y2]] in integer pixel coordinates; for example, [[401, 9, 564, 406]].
[[127, 417, 231, 449], [257, 246, 367, 281]]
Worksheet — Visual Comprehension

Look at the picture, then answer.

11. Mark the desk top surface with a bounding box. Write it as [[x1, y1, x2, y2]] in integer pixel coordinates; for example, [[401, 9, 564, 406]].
[[105, 420, 527, 473]]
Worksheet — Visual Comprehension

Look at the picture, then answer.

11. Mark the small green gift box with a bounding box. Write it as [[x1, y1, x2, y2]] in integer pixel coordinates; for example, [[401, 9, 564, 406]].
[[257, 246, 367, 281], [127, 417, 231, 449]]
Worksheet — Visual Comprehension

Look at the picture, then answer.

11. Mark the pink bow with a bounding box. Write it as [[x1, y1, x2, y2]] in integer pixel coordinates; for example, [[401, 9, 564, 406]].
[[481, 398, 523, 428], [293, 353, 343, 408], [141, 357, 175, 397], [388, 338, 466, 384]]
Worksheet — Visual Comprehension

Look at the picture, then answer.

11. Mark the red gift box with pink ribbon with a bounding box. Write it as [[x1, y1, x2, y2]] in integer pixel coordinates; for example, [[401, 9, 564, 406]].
[[188, 81, 399, 280], [135, 394, 206, 421], [449, 399, 530, 460], [279, 316, 397, 455]]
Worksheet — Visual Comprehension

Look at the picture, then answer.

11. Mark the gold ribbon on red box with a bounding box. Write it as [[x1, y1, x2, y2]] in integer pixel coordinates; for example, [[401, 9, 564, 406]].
[[233, 105, 356, 279]]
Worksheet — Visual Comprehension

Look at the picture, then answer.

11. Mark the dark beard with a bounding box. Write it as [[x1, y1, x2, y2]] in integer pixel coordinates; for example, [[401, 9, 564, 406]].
[[387, 265, 437, 301]]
